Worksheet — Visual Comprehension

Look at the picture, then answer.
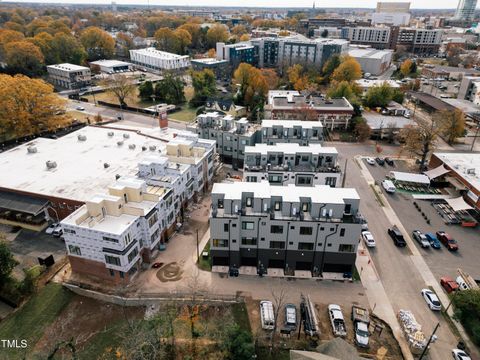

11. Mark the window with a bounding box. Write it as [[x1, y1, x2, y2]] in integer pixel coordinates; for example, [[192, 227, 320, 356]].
[[148, 212, 158, 228], [301, 202, 310, 212], [217, 199, 224, 208], [119, 271, 125, 279], [246, 197, 252, 207], [299, 227, 313, 235], [212, 239, 228, 247], [297, 176, 312, 185], [298, 242, 314, 250], [274, 201, 281, 211], [242, 221, 254, 230], [270, 225, 284, 234], [105, 255, 121, 266], [64, 229, 76, 234], [325, 177, 337, 187], [241, 237, 257, 245], [109, 269, 115, 277], [269, 241, 285, 249], [102, 236, 119, 243], [246, 176, 257, 182], [301, 155, 309, 162], [268, 174, 282, 183], [127, 247, 139, 262], [68, 245, 81, 255], [224, 223, 229, 232], [340, 228, 345, 237], [339, 244, 354, 252]]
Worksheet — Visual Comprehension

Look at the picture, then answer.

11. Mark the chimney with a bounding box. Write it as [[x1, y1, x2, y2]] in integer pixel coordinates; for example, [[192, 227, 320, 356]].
[[159, 111, 168, 129]]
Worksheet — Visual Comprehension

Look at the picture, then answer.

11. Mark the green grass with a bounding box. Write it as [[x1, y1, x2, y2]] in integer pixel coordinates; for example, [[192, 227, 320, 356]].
[[78, 320, 130, 360], [168, 106, 199, 122], [232, 302, 251, 334], [197, 242, 211, 272], [352, 265, 361, 282], [0, 283, 73, 360]]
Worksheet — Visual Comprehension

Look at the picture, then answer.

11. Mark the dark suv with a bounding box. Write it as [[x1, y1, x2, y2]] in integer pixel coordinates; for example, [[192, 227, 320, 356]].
[[388, 226, 407, 247]]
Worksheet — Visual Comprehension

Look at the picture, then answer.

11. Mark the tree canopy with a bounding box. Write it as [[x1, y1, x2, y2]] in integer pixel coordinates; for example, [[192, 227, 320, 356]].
[[331, 55, 362, 82], [80, 26, 115, 61]]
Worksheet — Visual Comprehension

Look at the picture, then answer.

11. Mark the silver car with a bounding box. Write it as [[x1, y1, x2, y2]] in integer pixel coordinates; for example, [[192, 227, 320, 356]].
[[412, 230, 430, 248]]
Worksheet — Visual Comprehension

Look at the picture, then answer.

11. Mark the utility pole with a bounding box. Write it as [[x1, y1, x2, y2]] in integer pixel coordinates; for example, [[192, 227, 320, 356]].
[[196, 229, 200, 263], [470, 124, 480, 152], [419, 322, 440, 360]]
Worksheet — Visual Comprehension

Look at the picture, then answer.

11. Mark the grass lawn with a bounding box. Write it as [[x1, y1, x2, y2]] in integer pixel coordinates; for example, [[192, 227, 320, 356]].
[[0, 283, 73, 359], [231, 302, 251, 334], [78, 320, 131, 360], [169, 106, 199, 122], [197, 242, 211, 272]]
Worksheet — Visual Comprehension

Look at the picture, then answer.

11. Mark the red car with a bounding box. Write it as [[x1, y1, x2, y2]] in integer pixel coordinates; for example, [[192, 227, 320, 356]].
[[440, 276, 459, 293], [152, 262, 164, 269], [436, 231, 459, 251]]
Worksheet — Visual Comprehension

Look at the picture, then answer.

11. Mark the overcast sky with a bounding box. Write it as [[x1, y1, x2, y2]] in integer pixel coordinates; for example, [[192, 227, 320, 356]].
[[7, 0, 470, 9]]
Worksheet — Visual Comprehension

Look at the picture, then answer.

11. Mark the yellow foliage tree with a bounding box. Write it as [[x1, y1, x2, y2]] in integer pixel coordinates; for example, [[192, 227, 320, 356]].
[[206, 24, 229, 47], [400, 59, 413, 77], [0, 74, 67, 140], [331, 55, 362, 82], [173, 28, 192, 54], [80, 26, 115, 61], [5, 40, 45, 76]]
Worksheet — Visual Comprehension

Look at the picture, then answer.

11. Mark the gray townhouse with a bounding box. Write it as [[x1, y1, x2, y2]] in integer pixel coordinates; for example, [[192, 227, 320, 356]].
[[210, 181, 362, 277], [243, 143, 341, 187], [261, 120, 324, 145]]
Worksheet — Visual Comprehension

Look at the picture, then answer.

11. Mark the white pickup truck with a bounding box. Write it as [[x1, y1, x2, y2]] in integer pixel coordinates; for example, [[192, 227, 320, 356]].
[[328, 304, 347, 337], [351, 305, 370, 348]]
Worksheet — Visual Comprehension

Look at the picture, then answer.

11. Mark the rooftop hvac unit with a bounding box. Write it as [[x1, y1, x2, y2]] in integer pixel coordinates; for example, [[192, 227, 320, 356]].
[[46, 160, 57, 169], [115, 174, 121, 180], [27, 146, 37, 154], [77, 134, 87, 141], [142, 146, 147, 151], [104, 163, 110, 168], [467, 168, 476, 175], [117, 141, 124, 146], [128, 144, 136, 150], [149, 145, 156, 151], [107, 132, 114, 137], [123, 133, 130, 139]]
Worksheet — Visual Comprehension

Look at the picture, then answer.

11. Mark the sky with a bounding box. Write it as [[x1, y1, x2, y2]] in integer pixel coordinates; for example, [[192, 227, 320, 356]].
[[6, 0, 473, 9]]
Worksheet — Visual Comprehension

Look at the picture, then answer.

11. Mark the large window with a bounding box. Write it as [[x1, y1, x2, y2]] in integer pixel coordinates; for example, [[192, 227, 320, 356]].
[[68, 245, 81, 256], [242, 221, 254, 230], [297, 176, 312, 186], [270, 225, 284, 234], [105, 255, 121, 266], [241, 237, 257, 245], [299, 226, 313, 235], [269, 241, 285, 249], [102, 236, 119, 243], [339, 244, 355, 252], [127, 247, 139, 262], [246, 197, 253, 207], [148, 212, 158, 228], [274, 201, 281, 211], [298, 242, 314, 250], [268, 174, 282, 184], [212, 239, 228, 248], [224, 223, 229, 232]]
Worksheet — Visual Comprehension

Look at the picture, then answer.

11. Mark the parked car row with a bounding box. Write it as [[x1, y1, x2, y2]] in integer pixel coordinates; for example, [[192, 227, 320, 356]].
[[45, 222, 63, 237], [412, 230, 458, 251], [365, 157, 394, 167]]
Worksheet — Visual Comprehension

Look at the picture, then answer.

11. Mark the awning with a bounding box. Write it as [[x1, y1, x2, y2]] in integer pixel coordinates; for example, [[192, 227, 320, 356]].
[[445, 176, 468, 191], [0, 191, 49, 216], [424, 165, 450, 180], [446, 197, 473, 212], [389, 171, 431, 185]]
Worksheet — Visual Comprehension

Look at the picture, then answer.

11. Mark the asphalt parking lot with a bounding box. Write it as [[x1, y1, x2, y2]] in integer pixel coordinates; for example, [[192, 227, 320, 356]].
[[364, 158, 480, 282], [7, 228, 67, 278]]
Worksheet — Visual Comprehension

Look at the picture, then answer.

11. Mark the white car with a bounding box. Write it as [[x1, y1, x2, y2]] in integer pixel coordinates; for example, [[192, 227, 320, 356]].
[[362, 231, 376, 248], [45, 223, 59, 235], [421, 289, 441, 311], [366, 158, 376, 165], [452, 349, 471, 360], [75, 106, 85, 111]]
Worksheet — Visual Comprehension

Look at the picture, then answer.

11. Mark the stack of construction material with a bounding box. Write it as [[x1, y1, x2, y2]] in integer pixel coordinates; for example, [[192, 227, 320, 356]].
[[397, 309, 427, 355]]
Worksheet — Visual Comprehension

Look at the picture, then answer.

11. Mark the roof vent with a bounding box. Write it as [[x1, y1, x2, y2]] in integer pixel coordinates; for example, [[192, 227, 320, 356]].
[[46, 161, 57, 169], [142, 146, 147, 151], [123, 133, 130, 139], [27, 146, 37, 154], [78, 134, 87, 141], [128, 144, 136, 150], [104, 163, 110, 168], [149, 145, 156, 151], [108, 132, 114, 137], [117, 140, 124, 146], [115, 174, 121, 180]]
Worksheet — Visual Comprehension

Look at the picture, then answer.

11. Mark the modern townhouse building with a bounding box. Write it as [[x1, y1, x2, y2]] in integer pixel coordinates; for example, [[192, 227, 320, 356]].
[[243, 143, 341, 187], [61, 177, 175, 283], [264, 91, 354, 129], [129, 48, 190, 71], [260, 120, 324, 145], [187, 112, 260, 169], [46, 63, 91, 90], [216, 42, 259, 69], [209, 181, 362, 276]]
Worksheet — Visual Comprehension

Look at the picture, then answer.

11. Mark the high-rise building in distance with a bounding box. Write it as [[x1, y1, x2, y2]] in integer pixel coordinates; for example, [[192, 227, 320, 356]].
[[454, 0, 478, 21]]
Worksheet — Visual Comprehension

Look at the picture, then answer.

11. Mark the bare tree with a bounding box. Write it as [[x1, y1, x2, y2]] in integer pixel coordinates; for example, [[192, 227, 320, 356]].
[[437, 109, 465, 145], [101, 74, 136, 107], [269, 285, 287, 353]]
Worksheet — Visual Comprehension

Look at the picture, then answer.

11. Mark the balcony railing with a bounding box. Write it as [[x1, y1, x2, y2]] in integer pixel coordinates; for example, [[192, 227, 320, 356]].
[[244, 163, 341, 173]]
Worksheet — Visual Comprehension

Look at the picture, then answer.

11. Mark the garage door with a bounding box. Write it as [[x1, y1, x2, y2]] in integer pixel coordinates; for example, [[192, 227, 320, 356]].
[[296, 261, 312, 271], [268, 259, 284, 269], [241, 257, 257, 267], [212, 256, 229, 266]]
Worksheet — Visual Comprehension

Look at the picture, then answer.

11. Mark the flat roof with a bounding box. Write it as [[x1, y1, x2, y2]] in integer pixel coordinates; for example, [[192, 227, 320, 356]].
[[269, 96, 353, 111], [363, 112, 415, 130], [442, 99, 480, 114], [267, 90, 300, 104], [244, 143, 337, 155], [191, 58, 228, 64], [47, 63, 90, 71], [348, 48, 393, 59], [212, 181, 360, 204], [130, 47, 189, 60], [262, 120, 323, 129], [433, 152, 480, 192], [0, 126, 174, 202], [407, 92, 456, 112], [355, 79, 400, 89], [90, 60, 132, 67], [0, 190, 49, 215], [425, 65, 480, 74]]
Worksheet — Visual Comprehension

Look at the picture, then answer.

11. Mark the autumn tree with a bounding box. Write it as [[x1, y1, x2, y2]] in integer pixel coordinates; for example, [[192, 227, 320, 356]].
[[178, 23, 202, 49], [80, 26, 115, 60], [327, 80, 361, 102], [101, 74, 136, 107], [5, 40, 44, 76], [0, 240, 18, 290], [191, 69, 216, 107], [399, 117, 442, 170], [155, 72, 186, 105], [331, 55, 362, 82], [155, 27, 180, 53], [437, 109, 465, 145], [261, 68, 280, 90], [352, 117, 372, 142], [0, 74, 67, 140], [206, 24, 229, 48], [400, 59, 414, 77], [51, 33, 86, 65], [287, 64, 310, 91], [0, 29, 24, 61], [139, 80, 154, 102], [234, 63, 268, 120], [174, 28, 192, 55]]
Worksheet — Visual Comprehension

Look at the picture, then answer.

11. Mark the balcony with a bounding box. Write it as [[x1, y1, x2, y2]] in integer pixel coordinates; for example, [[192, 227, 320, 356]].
[[244, 163, 341, 173]]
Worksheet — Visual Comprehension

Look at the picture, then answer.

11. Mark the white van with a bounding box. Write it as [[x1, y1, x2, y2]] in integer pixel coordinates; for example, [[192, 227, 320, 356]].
[[260, 301, 275, 330], [382, 180, 396, 193]]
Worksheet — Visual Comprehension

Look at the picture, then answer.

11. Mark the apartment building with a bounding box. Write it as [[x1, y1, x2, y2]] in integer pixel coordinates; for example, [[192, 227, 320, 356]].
[[46, 63, 91, 90], [264, 91, 354, 129], [190, 58, 230, 80], [129, 48, 190, 71], [341, 27, 391, 49], [209, 181, 362, 276], [243, 143, 341, 187], [454, 0, 478, 22], [373, 2, 411, 26], [61, 177, 175, 283], [458, 76, 480, 105], [216, 42, 259, 69], [261, 120, 324, 145], [187, 112, 260, 169]]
